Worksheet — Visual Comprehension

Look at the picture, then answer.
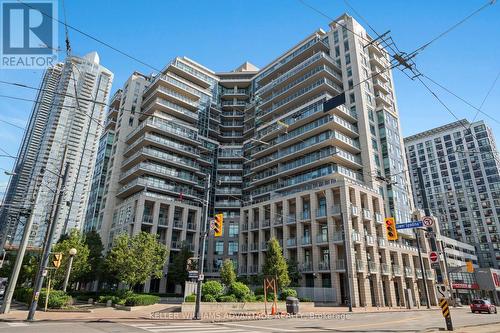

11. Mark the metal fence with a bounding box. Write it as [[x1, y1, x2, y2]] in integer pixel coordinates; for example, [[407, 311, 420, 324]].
[[295, 287, 337, 304]]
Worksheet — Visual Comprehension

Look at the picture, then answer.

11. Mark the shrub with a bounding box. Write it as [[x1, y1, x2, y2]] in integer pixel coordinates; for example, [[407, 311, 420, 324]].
[[185, 293, 196, 302], [279, 288, 298, 300], [39, 290, 72, 309], [255, 295, 265, 302], [253, 287, 264, 295], [202, 280, 223, 298], [229, 282, 251, 301], [98, 295, 121, 304], [13, 287, 32, 303], [124, 294, 160, 306], [13, 288, 71, 309], [218, 295, 237, 302], [299, 297, 312, 302], [243, 294, 256, 302], [202, 294, 217, 302]]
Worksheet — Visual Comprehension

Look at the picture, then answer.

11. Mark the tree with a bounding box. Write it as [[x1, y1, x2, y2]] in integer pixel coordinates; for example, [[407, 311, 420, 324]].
[[81, 230, 104, 284], [104, 232, 168, 289], [167, 244, 192, 292], [220, 259, 236, 286], [286, 259, 302, 287], [0, 251, 39, 287], [263, 238, 290, 289], [52, 229, 90, 289]]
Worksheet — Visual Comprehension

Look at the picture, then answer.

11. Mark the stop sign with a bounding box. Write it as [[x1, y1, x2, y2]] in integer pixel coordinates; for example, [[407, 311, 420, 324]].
[[429, 251, 438, 262]]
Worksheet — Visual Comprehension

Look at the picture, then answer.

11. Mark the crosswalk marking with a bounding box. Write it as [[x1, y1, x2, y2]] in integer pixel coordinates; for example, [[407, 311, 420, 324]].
[[7, 322, 29, 327], [125, 322, 260, 333]]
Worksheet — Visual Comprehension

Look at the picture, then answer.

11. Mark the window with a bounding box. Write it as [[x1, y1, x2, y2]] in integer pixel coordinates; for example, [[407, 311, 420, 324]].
[[344, 40, 349, 51], [345, 53, 351, 65], [347, 67, 352, 77], [215, 241, 224, 255], [335, 46, 340, 57], [349, 93, 355, 104], [228, 223, 239, 237], [228, 241, 238, 255]]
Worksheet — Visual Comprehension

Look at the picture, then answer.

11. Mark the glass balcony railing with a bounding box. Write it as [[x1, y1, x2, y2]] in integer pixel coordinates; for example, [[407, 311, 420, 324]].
[[127, 116, 198, 142], [122, 147, 198, 170]]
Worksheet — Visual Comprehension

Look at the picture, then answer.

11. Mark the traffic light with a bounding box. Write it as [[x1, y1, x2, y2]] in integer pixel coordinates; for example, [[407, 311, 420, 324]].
[[52, 252, 63, 269], [214, 213, 223, 237], [466, 261, 474, 273], [385, 217, 398, 241]]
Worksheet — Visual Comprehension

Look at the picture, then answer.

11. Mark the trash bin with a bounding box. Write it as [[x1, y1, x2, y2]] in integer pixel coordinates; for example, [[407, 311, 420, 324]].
[[286, 296, 299, 314]]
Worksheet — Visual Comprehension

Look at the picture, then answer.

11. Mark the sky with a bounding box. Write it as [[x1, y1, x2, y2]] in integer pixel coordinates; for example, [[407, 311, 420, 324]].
[[0, 0, 499, 197]]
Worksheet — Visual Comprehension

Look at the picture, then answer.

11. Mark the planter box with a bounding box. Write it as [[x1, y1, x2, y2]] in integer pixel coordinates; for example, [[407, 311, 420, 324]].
[[181, 301, 315, 314]]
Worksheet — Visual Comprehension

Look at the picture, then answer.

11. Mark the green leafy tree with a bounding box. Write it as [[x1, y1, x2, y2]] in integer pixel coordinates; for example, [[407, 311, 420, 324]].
[[286, 259, 301, 287], [81, 230, 104, 283], [263, 238, 290, 289], [167, 245, 193, 292], [105, 232, 168, 289], [52, 229, 90, 289], [220, 259, 236, 286], [0, 251, 39, 287]]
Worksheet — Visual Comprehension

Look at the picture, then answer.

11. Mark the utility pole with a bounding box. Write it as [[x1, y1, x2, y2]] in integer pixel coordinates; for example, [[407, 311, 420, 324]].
[[193, 173, 211, 320], [0, 174, 43, 314], [27, 158, 70, 321], [414, 227, 430, 309], [340, 211, 353, 312]]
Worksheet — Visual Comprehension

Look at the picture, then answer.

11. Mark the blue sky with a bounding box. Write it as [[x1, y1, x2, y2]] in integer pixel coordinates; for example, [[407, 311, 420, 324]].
[[0, 0, 499, 195]]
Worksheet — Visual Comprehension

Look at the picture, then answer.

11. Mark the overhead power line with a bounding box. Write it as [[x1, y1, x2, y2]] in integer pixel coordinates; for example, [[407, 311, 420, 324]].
[[17, 0, 162, 73]]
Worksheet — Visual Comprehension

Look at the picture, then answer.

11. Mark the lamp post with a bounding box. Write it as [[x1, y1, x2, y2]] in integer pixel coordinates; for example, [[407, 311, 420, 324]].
[[62, 248, 77, 292]]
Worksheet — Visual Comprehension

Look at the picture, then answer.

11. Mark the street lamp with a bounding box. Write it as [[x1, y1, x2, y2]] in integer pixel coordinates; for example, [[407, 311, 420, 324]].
[[62, 248, 77, 292]]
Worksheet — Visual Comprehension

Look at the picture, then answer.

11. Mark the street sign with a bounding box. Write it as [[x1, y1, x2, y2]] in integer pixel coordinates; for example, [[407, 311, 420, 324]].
[[425, 231, 435, 238], [188, 270, 198, 279], [422, 216, 434, 227], [431, 262, 440, 269], [395, 220, 423, 230], [198, 274, 204, 281], [429, 251, 439, 263], [435, 284, 451, 299]]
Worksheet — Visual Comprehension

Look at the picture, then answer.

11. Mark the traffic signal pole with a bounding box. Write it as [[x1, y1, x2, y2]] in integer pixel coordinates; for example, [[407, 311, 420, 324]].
[[193, 173, 211, 320], [415, 230, 430, 309], [27, 160, 70, 321]]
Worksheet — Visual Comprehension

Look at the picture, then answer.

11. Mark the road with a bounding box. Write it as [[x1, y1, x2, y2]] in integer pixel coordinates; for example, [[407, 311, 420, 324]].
[[0, 308, 499, 333]]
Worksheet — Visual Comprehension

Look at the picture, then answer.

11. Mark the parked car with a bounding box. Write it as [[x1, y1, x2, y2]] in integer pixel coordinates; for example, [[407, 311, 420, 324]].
[[470, 299, 497, 314]]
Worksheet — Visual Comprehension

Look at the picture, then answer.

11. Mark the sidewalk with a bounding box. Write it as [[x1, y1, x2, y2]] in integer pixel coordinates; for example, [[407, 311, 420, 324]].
[[0, 303, 442, 323]]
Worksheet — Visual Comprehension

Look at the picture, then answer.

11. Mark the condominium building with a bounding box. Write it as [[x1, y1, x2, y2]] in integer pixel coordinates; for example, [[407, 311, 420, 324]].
[[404, 119, 500, 268], [0, 52, 113, 247], [0, 63, 64, 249], [87, 14, 447, 306]]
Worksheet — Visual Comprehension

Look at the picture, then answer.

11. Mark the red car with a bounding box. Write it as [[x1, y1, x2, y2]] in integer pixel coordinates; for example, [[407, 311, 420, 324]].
[[471, 299, 497, 314]]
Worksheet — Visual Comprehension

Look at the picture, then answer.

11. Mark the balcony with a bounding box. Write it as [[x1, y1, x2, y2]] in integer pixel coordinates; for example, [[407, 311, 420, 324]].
[[249, 243, 259, 251], [301, 235, 312, 246], [374, 212, 382, 223], [392, 265, 402, 276], [319, 261, 330, 271], [142, 215, 153, 224], [351, 231, 361, 243], [426, 270, 434, 279], [350, 205, 359, 216], [316, 233, 328, 244], [286, 238, 297, 247], [362, 209, 372, 220], [240, 244, 248, 252], [300, 210, 311, 221], [261, 242, 268, 250], [273, 216, 283, 225], [356, 260, 365, 273], [241, 223, 248, 231], [334, 259, 345, 271], [300, 262, 313, 272], [316, 207, 327, 218], [365, 235, 375, 246], [415, 268, 423, 279], [173, 219, 183, 229], [287, 214, 296, 224], [187, 222, 197, 231], [380, 263, 391, 275], [332, 233, 344, 243], [330, 204, 341, 215], [377, 238, 386, 248], [262, 219, 271, 228], [404, 266, 413, 278], [251, 221, 259, 229], [158, 217, 168, 226], [368, 261, 377, 273], [249, 265, 259, 274]]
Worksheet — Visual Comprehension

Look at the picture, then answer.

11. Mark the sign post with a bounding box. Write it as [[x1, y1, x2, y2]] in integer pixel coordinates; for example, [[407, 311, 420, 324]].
[[436, 284, 453, 331]]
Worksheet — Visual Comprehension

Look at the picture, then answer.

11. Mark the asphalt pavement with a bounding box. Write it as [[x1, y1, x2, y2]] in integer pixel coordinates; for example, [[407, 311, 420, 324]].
[[1, 307, 500, 332]]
